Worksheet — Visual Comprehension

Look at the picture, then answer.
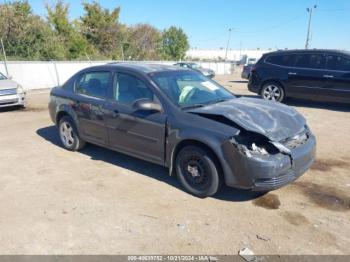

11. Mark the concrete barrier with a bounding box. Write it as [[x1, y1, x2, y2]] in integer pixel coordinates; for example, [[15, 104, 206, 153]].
[[0, 61, 233, 90]]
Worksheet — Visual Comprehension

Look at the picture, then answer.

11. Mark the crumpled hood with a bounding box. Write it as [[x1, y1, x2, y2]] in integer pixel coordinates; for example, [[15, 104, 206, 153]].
[[188, 97, 306, 142], [0, 79, 18, 90]]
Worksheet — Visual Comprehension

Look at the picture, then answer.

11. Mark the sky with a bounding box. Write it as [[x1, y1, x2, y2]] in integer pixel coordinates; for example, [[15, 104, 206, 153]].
[[6, 0, 350, 50]]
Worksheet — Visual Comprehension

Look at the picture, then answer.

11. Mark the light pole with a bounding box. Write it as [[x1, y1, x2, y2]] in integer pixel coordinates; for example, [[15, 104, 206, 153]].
[[1, 38, 9, 77], [305, 5, 317, 49], [225, 28, 233, 61]]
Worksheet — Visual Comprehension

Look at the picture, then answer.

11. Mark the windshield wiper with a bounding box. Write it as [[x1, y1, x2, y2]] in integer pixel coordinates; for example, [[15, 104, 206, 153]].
[[181, 104, 206, 110], [181, 98, 233, 110]]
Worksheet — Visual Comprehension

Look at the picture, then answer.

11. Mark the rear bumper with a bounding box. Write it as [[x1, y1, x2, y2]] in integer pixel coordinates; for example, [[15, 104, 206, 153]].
[[247, 81, 259, 94], [221, 134, 316, 191], [247, 72, 261, 94], [241, 71, 249, 79], [0, 93, 26, 108]]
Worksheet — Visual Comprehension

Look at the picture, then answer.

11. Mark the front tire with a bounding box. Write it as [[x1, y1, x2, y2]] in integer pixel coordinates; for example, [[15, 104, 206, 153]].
[[59, 116, 85, 151], [175, 146, 221, 198], [261, 82, 285, 102]]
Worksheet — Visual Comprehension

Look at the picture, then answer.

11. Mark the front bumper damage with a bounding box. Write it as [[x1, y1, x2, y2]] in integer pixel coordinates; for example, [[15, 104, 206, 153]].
[[221, 131, 316, 191]]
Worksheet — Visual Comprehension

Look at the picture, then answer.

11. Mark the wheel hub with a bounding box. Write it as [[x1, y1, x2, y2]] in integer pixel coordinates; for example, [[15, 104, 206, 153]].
[[187, 165, 200, 178]]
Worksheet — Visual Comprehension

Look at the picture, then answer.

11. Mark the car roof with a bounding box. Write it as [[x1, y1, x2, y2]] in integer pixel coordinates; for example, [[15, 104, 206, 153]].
[[264, 49, 350, 56], [84, 63, 191, 74]]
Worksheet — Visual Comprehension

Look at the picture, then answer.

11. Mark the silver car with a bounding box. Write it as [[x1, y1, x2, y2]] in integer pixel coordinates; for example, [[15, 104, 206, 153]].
[[0, 72, 26, 108], [174, 62, 215, 78]]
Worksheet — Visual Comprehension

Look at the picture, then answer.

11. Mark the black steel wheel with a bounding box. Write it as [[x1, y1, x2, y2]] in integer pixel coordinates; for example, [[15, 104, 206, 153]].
[[175, 145, 221, 198]]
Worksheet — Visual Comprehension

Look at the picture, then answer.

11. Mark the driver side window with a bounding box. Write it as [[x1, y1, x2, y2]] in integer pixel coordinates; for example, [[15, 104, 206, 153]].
[[113, 73, 154, 105]]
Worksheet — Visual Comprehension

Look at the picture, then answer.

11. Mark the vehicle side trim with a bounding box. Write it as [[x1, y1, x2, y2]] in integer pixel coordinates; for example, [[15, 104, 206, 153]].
[[264, 54, 350, 73], [293, 85, 350, 92]]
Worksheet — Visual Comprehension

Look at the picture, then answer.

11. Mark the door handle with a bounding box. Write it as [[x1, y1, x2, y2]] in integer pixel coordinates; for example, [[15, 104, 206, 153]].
[[112, 110, 120, 118], [323, 75, 334, 78], [288, 72, 297, 75]]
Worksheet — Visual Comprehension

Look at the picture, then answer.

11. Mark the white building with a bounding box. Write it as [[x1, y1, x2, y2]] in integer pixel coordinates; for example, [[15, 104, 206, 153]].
[[186, 48, 274, 61]]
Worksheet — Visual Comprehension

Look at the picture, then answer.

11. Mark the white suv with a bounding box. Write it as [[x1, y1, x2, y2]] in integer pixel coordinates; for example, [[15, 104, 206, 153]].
[[0, 72, 26, 108]]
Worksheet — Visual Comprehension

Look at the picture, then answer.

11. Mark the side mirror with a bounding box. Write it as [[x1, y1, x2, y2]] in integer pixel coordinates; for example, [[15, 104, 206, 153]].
[[8, 75, 13, 80], [133, 99, 162, 112]]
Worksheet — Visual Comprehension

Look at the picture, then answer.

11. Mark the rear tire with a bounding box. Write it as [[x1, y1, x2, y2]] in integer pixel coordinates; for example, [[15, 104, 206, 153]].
[[58, 116, 85, 151], [175, 145, 221, 198], [261, 82, 285, 102]]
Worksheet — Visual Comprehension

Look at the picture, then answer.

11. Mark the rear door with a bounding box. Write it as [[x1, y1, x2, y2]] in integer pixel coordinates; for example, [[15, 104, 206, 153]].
[[72, 71, 111, 145], [285, 53, 326, 99], [104, 71, 166, 165], [321, 54, 350, 102]]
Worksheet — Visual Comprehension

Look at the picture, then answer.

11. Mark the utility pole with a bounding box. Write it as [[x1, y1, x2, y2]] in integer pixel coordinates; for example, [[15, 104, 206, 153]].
[[225, 28, 233, 62], [239, 42, 242, 59], [1, 38, 9, 77], [305, 5, 317, 49]]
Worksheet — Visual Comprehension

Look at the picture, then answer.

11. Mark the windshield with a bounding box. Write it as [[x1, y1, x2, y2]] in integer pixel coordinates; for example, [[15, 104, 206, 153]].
[[150, 70, 235, 108], [0, 72, 7, 80]]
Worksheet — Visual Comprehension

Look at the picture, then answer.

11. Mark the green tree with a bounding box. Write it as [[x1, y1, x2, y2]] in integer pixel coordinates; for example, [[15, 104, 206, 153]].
[[0, 1, 189, 61], [0, 1, 65, 60], [46, 0, 72, 37], [161, 26, 189, 60], [80, 1, 123, 58], [124, 24, 162, 60], [46, 1, 92, 59]]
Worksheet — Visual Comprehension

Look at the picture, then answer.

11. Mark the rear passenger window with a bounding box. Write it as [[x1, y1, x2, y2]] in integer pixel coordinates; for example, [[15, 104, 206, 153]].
[[75, 72, 110, 98], [293, 54, 324, 69], [265, 55, 293, 66], [266, 55, 282, 65], [326, 55, 350, 71]]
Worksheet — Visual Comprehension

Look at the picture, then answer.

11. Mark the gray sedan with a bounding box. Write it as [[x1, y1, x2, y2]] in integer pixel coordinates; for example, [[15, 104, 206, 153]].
[[49, 63, 316, 197]]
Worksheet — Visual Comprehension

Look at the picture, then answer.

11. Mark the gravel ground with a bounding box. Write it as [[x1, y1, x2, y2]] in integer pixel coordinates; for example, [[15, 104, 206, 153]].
[[0, 70, 349, 255]]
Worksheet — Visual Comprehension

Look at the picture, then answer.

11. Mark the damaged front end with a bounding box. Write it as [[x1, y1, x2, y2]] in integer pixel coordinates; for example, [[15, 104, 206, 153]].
[[188, 107, 316, 191], [223, 127, 316, 191], [230, 131, 281, 158]]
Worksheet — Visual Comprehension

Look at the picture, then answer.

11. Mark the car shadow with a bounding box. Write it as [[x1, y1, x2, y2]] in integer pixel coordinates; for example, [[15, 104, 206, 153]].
[[284, 98, 350, 112], [36, 126, 261, 202], [229, 80, 248, 84], [0, 106, 22, 113]]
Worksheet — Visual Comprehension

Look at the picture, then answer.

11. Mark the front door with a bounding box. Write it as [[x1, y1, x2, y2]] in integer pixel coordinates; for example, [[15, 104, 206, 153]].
[[286, 53, 326, 99], [321, 54, 350, 103], [73, 71, 111, 145], [105, 72, 166, 165]]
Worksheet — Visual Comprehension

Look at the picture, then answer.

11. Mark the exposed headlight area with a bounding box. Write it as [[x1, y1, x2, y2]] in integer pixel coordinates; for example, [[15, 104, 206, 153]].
[[230, 131, 280, 158], [231, 126, 312, 158]]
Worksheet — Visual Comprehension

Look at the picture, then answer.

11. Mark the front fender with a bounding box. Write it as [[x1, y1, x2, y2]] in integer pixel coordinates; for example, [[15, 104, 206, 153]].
[[166, 126, 227, 177]]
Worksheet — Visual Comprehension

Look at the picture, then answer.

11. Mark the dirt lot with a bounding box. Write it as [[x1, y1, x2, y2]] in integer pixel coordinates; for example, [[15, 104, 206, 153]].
[[0, 71, 349, 255]]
